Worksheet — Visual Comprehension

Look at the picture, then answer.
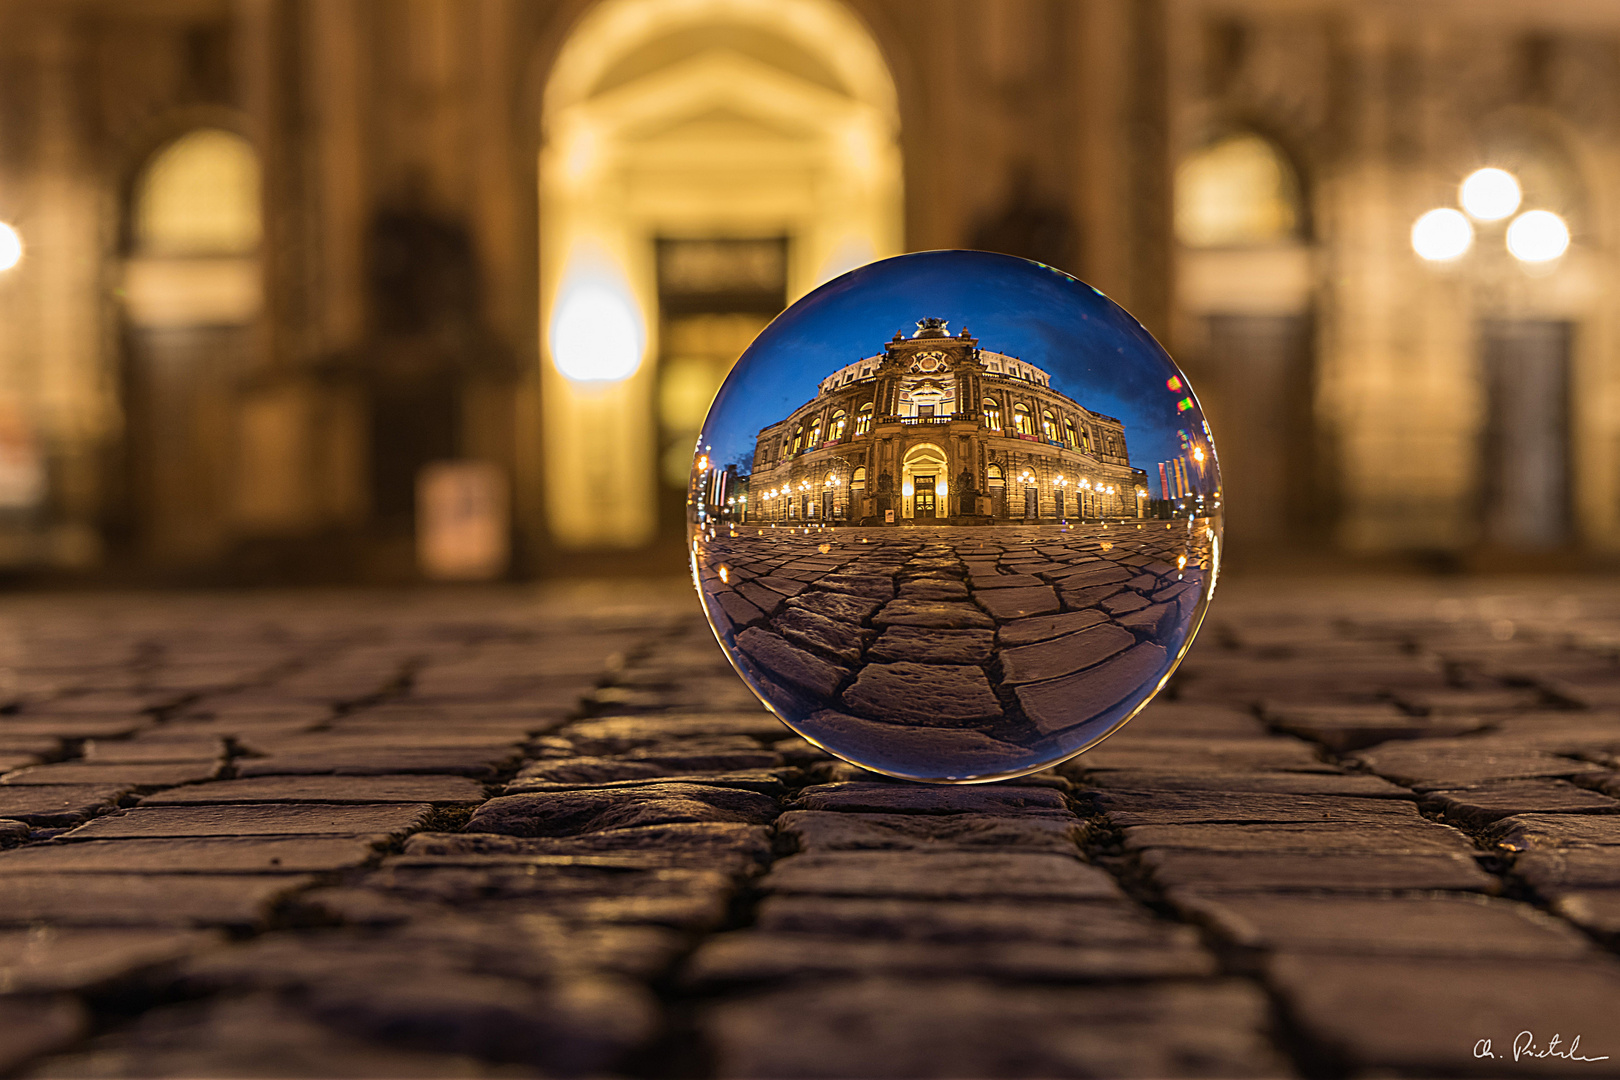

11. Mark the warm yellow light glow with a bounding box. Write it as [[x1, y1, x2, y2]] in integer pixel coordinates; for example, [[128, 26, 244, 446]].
[[551, 273, 645, 383], [1192, 447, 1205, 462], [1460, 168, 1521, 222], [135, 129, 262, 256], [1175, 133, 1301, 248], [1506, 210, 1570, 263], [0, 223, 21, 272], [814, 235, 877, 287], [1412, 208, 1473, 261], [719, 565, 729, 583], [540, 0, 903, 549]]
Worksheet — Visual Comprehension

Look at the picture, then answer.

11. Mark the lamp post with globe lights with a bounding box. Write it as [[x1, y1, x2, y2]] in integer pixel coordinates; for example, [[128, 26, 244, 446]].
[[1411, 165, 1576, 549], [1412, 167, 1570, 270]]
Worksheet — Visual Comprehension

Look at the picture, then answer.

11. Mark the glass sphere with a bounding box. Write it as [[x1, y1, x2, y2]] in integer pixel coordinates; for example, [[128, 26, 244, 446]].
[[689, 250, 1220, 783]]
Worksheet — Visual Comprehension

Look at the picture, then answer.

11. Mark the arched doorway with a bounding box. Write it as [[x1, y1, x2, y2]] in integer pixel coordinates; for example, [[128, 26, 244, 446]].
[[121, 127, 263, 563], [1174, 130, 1314, 554], [539, 0, 902, 554], [902, 442, 947, 521]]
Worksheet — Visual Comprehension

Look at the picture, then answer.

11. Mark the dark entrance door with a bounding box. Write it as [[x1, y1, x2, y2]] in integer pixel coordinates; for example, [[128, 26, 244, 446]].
[[655, 238, 788, 556], [124, 324, 247, 564], [822, 490, 834, 520], [1198, 314, 1317, 554], [1024, 486, 1038, 520], [914, 476, 936, 519], [1054, 489, 1065, 520], [1481, 319, 1571, 549]]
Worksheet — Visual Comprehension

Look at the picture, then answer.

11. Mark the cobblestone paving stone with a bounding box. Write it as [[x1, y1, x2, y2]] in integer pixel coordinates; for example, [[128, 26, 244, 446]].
[[697, 524, 1213, 767], [0, 580, 1618, 1076]]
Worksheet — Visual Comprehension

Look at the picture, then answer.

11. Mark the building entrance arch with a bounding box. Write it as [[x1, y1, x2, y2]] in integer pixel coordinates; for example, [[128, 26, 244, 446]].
[[902, 442, 948, 521], [539, 0, 902, 551]]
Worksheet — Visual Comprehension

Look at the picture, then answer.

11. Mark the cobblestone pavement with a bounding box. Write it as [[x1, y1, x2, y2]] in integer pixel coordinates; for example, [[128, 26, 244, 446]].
[[695, 523, 1215, 778], [1, 577, 1619, 1077]]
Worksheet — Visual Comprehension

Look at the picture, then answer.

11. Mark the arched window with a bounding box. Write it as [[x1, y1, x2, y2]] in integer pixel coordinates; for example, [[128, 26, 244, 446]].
[[982, 397, 1002, 431], [124, 128, 263, 329], [851, 466, 867, 490], [807, 416, 823, 446], [134, 129, 262, 257], [829, 409, 847, 440], [781, 436, 792, 458], [855, 402, 874, 435], [1013, 403, 1034, 436], [1041, 409, 1058, 442], [986, 464, 1005, 489], [792, 425, 804, 455], [1175, 132, 1302, 248], [1064, 417, 1077, 447]]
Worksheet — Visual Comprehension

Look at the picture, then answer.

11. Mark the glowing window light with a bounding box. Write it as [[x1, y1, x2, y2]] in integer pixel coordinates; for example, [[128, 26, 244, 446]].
[[1412, 208, 1473, 262], [1459, 168, 1521, 221], [0, 222, 21, 271], [1506, 210, 1570, 263], [135, 129, 262, 256]]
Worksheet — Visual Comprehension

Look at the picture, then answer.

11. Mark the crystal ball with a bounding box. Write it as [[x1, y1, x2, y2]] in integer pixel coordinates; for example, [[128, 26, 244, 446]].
[[689, 250, 1220, 782]]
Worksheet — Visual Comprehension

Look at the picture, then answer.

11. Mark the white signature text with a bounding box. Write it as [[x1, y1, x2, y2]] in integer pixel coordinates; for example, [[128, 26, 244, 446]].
[[1474, 1033, 1609, 1063]]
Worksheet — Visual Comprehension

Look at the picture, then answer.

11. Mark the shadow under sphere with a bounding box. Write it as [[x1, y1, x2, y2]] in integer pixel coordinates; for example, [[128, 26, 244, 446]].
[[690, 250, 1221, 782]]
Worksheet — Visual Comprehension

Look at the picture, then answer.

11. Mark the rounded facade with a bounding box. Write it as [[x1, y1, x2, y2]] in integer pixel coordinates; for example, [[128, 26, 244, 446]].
[[748, 318, 1149, 524]]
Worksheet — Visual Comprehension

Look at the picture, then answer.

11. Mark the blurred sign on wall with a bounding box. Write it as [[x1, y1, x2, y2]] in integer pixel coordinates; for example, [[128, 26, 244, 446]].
[[0, 397, 44, 513], [416, 460, 509, 581]]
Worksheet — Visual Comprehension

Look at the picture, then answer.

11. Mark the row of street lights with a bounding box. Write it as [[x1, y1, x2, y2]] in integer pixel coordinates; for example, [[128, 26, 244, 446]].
[[1412, 167, 1569, 264]]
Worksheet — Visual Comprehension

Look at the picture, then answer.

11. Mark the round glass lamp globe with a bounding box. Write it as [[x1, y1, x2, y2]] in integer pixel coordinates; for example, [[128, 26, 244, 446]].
[[1506, 210, 1571, 263], [1460, 168, 1522, 222], [688, 250, 1221, 783], [1412, 208, 1473, 262]]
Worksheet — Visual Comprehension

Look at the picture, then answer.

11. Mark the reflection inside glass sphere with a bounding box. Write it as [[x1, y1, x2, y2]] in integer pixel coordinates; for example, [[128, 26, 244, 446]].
[[690, 250, 1220, 782]]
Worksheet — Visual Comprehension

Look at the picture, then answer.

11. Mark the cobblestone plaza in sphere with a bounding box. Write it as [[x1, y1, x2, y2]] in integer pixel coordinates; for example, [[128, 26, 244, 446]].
[[694, 522, 1216, 779]]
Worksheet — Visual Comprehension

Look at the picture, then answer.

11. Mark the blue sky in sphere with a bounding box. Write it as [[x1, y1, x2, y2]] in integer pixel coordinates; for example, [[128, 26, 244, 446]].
[[700, 250, 1209, 498]]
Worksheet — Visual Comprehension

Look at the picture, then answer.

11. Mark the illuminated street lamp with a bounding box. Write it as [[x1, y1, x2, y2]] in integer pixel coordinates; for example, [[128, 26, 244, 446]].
[[1459, 168, 1521, 221], [1413, 168, 1570, 268], [1412, 208, 1472, 262], [0, 222, 21, 273], [1506, 210, 1570, 263]]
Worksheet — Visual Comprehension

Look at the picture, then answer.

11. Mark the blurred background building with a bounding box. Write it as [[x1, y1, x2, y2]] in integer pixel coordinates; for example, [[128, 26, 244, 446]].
[[0, 0, 1614, 583]]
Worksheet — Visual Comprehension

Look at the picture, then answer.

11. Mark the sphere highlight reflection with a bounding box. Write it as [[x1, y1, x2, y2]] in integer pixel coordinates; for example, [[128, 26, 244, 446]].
[[690, 251, 1221, 782]]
